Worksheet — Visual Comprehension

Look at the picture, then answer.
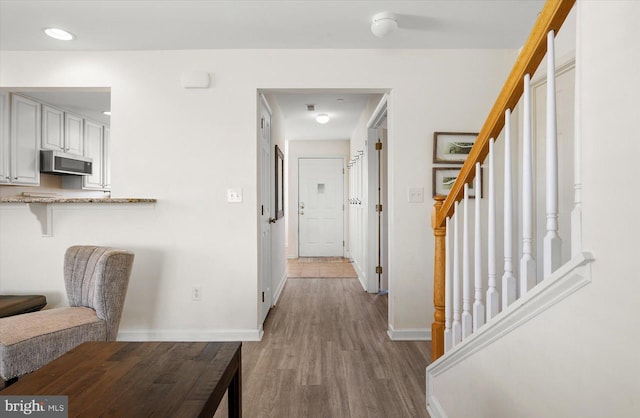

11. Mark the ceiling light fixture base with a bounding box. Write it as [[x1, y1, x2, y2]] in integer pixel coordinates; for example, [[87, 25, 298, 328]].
[[316, 114, 330, 124], [371, 12, 398, 38]]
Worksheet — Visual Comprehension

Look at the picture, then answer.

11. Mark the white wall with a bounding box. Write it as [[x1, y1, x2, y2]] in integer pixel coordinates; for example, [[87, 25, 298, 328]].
[[286, 139, 350, 259], [0, 48, 514, 339], [429, 2, 640, 416]]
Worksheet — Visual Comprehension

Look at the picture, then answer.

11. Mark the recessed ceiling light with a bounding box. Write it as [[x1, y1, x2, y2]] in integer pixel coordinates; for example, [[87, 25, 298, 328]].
[[43, 28, 75, 41], [103, 111, 111, 116], [316, 114, 330, 124]]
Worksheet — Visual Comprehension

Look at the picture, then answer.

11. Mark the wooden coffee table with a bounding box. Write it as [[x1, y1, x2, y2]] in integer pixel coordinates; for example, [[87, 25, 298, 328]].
[[1, 341, 241, 417], [0, 295, 47, 317]]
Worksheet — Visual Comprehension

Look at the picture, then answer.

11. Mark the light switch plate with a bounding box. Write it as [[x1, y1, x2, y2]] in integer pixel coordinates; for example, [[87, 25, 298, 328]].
[[408, 187, 424, 203], [227, 188, 243, 203]]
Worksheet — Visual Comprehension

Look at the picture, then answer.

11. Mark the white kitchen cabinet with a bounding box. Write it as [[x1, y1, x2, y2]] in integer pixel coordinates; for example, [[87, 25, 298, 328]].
[[64, 112, 84, 155], [42, 105, 84, 156], [0, 93, 9, 184], [41, 105, 65, 151], [103, 126, 111, 188], [0, 94, 40, 185], [82, 120, 105, 190], [62, 119, 111, 191]]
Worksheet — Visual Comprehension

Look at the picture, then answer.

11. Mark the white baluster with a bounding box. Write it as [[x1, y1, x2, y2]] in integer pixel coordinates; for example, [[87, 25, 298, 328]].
[[571, 25, 583, 257], [544, 30, 562, 279], [473, 163, 485, 330], [502, 109, 517, 308], [444, 216, 453, 353], [462, 184, 472, 339], [452, 203, 462, 347], [486, 139, 499, 320], [520, 73, 537, 296]]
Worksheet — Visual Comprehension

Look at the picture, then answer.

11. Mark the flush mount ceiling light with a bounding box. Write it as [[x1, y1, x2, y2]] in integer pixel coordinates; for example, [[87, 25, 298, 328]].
[[371, 12, 398, 38], [43, 27, 75, 41], [316, 114, 330, 124]]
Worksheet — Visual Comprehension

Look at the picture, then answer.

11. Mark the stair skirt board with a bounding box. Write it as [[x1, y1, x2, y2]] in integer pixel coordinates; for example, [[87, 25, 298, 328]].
[[426, 253, 594, 418]]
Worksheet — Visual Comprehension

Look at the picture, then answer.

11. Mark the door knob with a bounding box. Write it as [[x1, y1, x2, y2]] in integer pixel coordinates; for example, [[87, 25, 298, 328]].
[[268, 218, 277, 224], [300, 211, 304, 215]]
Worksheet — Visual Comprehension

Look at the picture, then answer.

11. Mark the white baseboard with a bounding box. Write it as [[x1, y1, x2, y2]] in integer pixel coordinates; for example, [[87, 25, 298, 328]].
[[387, 324, 431, 341], [426, 252, 594, 417], [351, 259, 367, 291], [117, 328, 263, 342], [273, 271, 288, 305], [426, 387, 447, 418]]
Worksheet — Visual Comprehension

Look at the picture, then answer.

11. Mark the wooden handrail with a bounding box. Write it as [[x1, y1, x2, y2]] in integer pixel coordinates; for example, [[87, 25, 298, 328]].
[[431, 0, 575, 362], [434, 0, 575, 228]]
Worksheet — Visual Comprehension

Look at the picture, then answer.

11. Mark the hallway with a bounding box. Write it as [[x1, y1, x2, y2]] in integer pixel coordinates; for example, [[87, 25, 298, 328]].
[[215, 277, 431, 417]]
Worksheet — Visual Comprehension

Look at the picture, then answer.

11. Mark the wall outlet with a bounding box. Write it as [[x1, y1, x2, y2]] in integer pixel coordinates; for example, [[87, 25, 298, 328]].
[[192, 286, 202, 301], [227, 188, 243, 203]]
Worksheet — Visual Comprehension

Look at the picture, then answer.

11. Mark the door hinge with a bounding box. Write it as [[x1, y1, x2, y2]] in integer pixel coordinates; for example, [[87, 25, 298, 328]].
[[343, 240, 345, 247], [376, 265, 383, 274], [375, 141, 383, 151], [262, 292, 265, 302], [261, 117, 264, 129], [261, 205, 264, 215], [343, 168, 345, 174], [376, 204, 383, 212]]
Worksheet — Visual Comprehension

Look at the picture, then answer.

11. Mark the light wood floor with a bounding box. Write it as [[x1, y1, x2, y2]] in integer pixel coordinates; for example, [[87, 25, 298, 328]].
[[215, 278, 431, 418], [287, 257, 358, 278]]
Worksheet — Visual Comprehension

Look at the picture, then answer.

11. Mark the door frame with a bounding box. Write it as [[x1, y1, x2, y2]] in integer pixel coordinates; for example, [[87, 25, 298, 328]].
[[366, 94, 389, 294], [295, 155, 347, 259]]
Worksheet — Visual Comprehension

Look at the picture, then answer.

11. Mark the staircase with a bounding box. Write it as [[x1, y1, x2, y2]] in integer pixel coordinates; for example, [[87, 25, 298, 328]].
[[426, 0, 596, 415]]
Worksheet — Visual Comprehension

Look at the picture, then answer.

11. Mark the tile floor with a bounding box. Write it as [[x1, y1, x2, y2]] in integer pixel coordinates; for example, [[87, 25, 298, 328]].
[[287, 257, 358, 278]]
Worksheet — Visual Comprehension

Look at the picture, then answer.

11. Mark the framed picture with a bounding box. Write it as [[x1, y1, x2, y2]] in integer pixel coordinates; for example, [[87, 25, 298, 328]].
[[274, 145, 285, 220], [432, 167, 483, 199], [433, 132, 479, 164]]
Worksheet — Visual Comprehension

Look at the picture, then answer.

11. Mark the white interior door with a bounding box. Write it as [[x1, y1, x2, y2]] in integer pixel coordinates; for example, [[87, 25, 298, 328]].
[[259, 97, 272, 325], [299, 158, 344, 257]]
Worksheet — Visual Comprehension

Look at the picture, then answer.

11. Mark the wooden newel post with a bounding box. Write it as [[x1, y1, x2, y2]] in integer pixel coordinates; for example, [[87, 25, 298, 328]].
[[431, 195, 446, 361]]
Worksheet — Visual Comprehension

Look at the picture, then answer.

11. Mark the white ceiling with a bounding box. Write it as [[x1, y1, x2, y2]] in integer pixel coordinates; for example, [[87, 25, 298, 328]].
[[272, 92, 381, 141], [0, 1, 544, 141], [0, 1, 544, 51]]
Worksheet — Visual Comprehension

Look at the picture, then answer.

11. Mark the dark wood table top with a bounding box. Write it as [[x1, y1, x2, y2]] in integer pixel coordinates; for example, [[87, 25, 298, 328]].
[[1, 341, 242, 417], [0, 295, 47, 317]]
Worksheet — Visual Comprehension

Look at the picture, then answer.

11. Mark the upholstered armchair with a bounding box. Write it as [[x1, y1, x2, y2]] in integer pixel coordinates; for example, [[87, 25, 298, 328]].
[[0, 246, 134, 387]]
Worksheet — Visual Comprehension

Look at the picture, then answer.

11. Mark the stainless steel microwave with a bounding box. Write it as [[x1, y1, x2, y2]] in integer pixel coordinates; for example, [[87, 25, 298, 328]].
[[40, 150, 93, 176]]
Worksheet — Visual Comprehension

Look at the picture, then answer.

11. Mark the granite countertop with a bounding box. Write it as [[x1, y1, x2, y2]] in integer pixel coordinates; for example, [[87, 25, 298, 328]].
[[0, 197, 157, 203]]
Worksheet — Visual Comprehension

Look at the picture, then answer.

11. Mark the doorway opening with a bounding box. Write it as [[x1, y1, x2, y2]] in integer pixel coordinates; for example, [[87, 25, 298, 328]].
[[257, 89, 391, 333]]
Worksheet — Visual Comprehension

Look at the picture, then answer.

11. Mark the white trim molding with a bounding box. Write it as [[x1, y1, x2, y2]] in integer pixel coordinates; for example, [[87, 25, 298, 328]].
[[117, 328, 263, 342], [426, 252, 594, 417], [351, 258, 367, 292], [387, 324, 431, 341], [273, 272, 288, 306]]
